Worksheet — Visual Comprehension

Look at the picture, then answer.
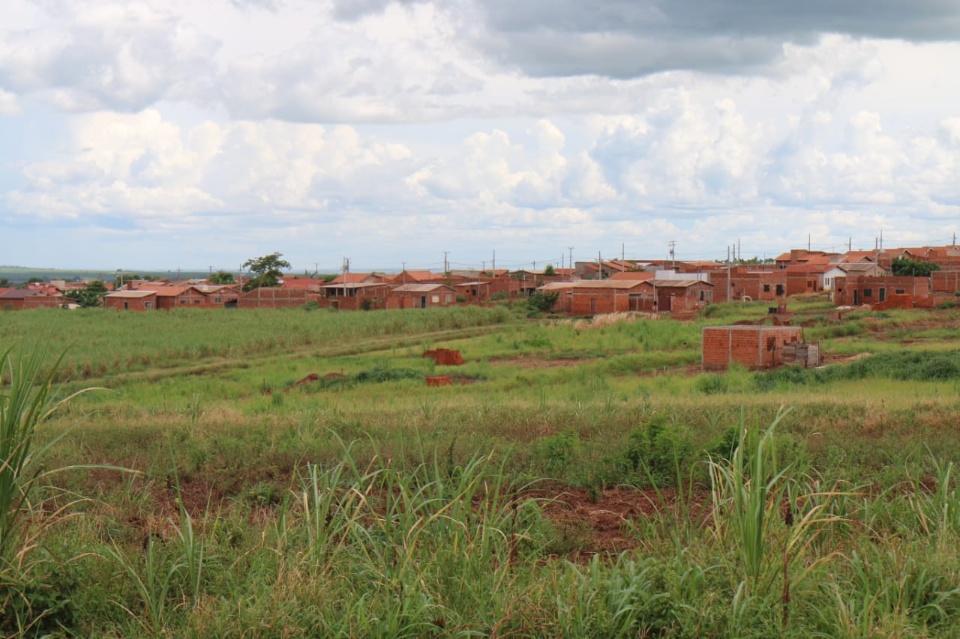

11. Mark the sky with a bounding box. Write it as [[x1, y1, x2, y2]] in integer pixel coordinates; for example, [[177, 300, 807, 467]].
[[2, 0, 960, 274]]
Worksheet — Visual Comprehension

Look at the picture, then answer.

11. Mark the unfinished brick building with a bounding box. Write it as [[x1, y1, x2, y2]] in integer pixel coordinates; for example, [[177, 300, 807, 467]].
[[702, 325, 815, 371]]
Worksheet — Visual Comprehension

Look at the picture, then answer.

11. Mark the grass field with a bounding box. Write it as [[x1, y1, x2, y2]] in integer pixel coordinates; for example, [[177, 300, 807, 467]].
[[4, 299, 960, 637]]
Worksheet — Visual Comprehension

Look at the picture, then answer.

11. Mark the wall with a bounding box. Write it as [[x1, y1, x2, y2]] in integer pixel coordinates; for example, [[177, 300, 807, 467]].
[[702, 326, 804, 371], [570, 287, 635, 315], [237, 288, 311, 309]]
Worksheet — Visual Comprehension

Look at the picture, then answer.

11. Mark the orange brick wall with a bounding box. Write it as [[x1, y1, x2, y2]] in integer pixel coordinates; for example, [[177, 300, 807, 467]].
[[570, 289, 633, 315], [932, 271, 960, 294], [702, 326, 804, 371]]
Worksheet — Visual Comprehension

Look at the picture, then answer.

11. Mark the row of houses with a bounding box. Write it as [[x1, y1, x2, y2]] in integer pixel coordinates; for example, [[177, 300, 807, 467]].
[[5, 244, 960, 314]]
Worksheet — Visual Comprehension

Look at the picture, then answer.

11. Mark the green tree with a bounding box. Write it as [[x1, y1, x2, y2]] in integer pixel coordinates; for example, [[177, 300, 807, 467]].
[[242, 252, 291, 291], [66, 280, 108, 308], [891, 257, 940, 277], [543, 264, 556, 276], [0, 278, 10, 288], [208, 271, 235, 285], [529, 290, 559, 313]]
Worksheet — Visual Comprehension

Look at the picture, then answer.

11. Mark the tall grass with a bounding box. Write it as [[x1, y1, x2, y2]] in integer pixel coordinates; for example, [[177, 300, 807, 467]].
[[0, 347, 100, 634]]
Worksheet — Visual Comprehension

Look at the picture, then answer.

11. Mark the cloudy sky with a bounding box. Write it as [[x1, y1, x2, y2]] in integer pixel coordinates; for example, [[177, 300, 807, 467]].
[[2, 0, 960, 273]]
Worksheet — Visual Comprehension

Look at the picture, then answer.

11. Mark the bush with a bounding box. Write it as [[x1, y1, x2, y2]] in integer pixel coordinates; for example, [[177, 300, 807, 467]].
[[695, 374, 728, 394], [625, 415, 695, 486]]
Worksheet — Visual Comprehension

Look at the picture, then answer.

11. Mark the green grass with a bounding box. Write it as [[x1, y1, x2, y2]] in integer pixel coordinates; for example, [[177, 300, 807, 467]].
[[5, 305, 960, 635]]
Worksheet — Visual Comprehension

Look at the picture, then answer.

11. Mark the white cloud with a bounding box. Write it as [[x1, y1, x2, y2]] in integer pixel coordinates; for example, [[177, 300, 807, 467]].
[[0, 88, 19, 115]]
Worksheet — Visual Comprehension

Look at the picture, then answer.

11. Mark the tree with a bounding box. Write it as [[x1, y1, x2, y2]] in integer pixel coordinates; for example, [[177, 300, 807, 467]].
[[0, 278, 10, 288], [891, 257, 940, 277], [242, 252, 291, 291], [66, 280, 108, 308], [543, 264, 556, 276], [529, 290, 559, 313], [208, 271, 235, 285]]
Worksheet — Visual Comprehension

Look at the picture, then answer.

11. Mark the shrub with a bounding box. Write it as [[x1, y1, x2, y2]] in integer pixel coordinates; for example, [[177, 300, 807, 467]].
[[625, 414, 695, 486]]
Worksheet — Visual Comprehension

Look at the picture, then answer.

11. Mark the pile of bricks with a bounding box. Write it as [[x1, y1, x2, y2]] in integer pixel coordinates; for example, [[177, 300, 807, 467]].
[[422, 349, 464, 366]]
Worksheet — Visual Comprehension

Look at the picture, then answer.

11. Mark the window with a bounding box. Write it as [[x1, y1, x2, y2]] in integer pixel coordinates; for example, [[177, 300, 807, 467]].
[[763, 284, 771, 292], [214, 297, 221, 303], [180, 298, 187, 304], [863, 289, 872, 298], [123, 302, 129, 310], [895, 289, 905, 294], [879, 288, 886, 302], [145, 302, 153, 309], [431, 295, 440, 303]]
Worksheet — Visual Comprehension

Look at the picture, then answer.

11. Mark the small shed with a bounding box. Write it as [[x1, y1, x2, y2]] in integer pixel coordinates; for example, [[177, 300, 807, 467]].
[[702, 325, 819, 371]]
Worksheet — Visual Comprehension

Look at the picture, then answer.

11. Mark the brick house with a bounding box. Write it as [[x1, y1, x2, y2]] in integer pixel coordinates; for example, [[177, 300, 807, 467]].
[[570, 280, 653, 315], [386, 284, 458, 309], [823, 262, 886, 292], [711, 268, 786, 303], [783, 255, 834, 295], [316, 282, 392, 310], [0, 289, 64, 310], [833, 275, 934, 308], [389, 270, 443, 285], [103, 290, 158, 311], [453, 281, 491, 303], [702, 326, 809, 371], [651, 279, 713, 312], [139, 285, 239, 309]]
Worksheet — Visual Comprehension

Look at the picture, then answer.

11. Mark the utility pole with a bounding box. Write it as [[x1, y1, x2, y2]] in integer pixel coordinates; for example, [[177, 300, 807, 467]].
[[568, 247, 574, 281], [848, 238, 852, 252], [668, 240, 676, 269], [726, 246, 731, 301], [443, 251, 449, 273], [597, 251, 602, 279], [492, 250, 496, 273], [342, 257, 350, 278]]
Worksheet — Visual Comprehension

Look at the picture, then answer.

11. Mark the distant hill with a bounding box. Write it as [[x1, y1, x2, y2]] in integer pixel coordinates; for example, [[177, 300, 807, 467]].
[[0, 266, 210, 285]]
